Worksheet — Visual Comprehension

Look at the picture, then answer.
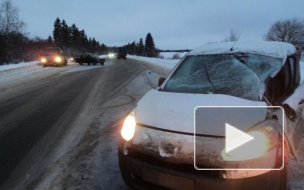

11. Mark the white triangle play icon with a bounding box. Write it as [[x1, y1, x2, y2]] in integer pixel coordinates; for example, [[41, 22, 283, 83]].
[[225, 123, 254, 153]]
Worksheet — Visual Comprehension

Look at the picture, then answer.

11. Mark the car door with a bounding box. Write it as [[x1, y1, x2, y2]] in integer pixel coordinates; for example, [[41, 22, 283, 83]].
[[265, 51, 303, 160], [284, 71, 304, 159]]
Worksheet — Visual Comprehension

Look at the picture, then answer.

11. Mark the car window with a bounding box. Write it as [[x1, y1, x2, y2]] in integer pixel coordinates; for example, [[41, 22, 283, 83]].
[[265, 57, 297, 103], [164, 54, 282, 101]]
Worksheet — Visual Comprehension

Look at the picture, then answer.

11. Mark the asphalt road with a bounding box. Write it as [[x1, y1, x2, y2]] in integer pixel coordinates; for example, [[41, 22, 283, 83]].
[[0, 59, 159, 189]]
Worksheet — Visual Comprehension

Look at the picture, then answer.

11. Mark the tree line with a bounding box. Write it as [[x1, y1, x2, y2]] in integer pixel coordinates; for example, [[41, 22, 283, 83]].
[[51, 17, 158, 57], [51, 17, 107, 55], [117, 33, 157, 57]]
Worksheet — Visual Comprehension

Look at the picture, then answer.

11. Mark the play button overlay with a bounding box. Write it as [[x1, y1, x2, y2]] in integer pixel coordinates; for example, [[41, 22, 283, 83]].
[[225, 123, 254, 153], [194, 106, 284, 170]]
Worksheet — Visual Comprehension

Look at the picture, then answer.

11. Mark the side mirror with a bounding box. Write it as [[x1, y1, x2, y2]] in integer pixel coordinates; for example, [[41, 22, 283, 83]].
[[158, 77, 166, 87]]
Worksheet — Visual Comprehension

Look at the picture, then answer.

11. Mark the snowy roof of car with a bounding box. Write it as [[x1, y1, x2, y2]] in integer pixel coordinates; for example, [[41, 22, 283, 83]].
[[188, 41, 296, 58]]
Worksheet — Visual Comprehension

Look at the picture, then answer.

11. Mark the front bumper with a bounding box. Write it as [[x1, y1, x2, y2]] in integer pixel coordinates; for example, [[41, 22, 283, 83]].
[[118, 148, 284, 190]]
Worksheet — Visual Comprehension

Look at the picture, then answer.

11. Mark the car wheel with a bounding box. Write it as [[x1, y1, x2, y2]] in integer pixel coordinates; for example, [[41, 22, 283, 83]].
[[93, 63, 96, 65], [88, 63, 91, 65], [79, 62, 83, 65], [101, 62, 104, 66]]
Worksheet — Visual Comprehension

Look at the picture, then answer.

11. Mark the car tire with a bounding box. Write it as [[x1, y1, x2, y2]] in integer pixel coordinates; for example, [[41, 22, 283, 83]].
[[79, 62, 83, 65], [93, 63, 96, 65], [88, 63, 91, 65], [101, 62, 104, 66]]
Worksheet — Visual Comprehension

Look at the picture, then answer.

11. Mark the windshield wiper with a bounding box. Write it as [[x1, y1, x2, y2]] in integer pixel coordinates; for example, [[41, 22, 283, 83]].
[[204, 65, 217, 92]]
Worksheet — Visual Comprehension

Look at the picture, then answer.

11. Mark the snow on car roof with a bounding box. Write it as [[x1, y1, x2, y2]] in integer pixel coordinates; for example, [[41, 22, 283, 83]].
[[188, 41, 296, 58]]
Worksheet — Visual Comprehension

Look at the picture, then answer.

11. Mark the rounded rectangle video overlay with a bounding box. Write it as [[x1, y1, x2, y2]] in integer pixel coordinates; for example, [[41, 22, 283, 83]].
[[194, 106, 284, 170]]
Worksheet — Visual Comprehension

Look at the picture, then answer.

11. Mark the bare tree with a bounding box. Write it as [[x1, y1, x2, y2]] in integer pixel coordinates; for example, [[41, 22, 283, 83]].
[[0, 0, 25, 34], [265, 18, 304, 47], [224, 29, 241, 42]]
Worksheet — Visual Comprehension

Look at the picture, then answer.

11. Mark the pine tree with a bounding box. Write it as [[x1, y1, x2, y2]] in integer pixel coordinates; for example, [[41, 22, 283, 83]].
[[137, 38, 144, 56], [79, 29, 88, 48], [61, 20, 70, 44], [70, 24, 80, 45], [144, 33, 156, 57], [92, 37, 97, 48], [53, 17, 62, 43], [47, 35, 53, 43]]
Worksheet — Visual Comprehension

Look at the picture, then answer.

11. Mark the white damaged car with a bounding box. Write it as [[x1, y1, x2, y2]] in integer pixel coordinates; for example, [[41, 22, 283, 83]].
[[118, 41, 303, 190]]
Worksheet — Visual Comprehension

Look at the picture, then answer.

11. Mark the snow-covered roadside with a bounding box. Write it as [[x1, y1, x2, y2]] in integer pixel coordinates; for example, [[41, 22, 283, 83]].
[[158, 52, 188, 60], [0, 61, 114, 96], [0, 61, 40, 72], [128, 55, 180, 71], [0, 62, 76, 93]]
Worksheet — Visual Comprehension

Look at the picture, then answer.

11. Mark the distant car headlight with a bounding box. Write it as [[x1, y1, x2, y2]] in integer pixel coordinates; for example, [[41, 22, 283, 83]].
[[121, 113, 136, 141], [221, 121, 279, 161], [55, 56, 62, 62], [41, 58, 47, 63], [108, 53, 114, 58]]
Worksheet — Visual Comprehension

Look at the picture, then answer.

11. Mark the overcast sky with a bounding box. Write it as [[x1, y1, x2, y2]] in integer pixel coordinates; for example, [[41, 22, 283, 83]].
[[11, 0, 304, 49]]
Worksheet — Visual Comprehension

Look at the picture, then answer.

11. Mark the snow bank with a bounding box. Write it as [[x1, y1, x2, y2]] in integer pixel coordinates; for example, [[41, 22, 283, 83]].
[[158, 52, 188, 60], [128, 55, 180, 70], [0, 61, 40, 72]]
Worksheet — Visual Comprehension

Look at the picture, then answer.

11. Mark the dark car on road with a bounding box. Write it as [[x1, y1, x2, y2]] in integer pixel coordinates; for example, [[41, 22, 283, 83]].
[[75, 53, 105, 66], [40, 46, 67, 67], [117, 53, 127, 59]]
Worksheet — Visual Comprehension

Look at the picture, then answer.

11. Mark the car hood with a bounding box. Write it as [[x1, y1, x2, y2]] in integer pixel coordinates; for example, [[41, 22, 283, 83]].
[[135, 89, 267, 136]]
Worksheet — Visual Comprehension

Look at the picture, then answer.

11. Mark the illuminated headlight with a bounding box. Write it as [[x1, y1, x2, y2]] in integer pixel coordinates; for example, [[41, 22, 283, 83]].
[[222, 122, 278, 161], [121, 113, 136, 141], [55, 56, 62, 62], [41, 58, 47, 63], [108, 53, 114, 58]]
